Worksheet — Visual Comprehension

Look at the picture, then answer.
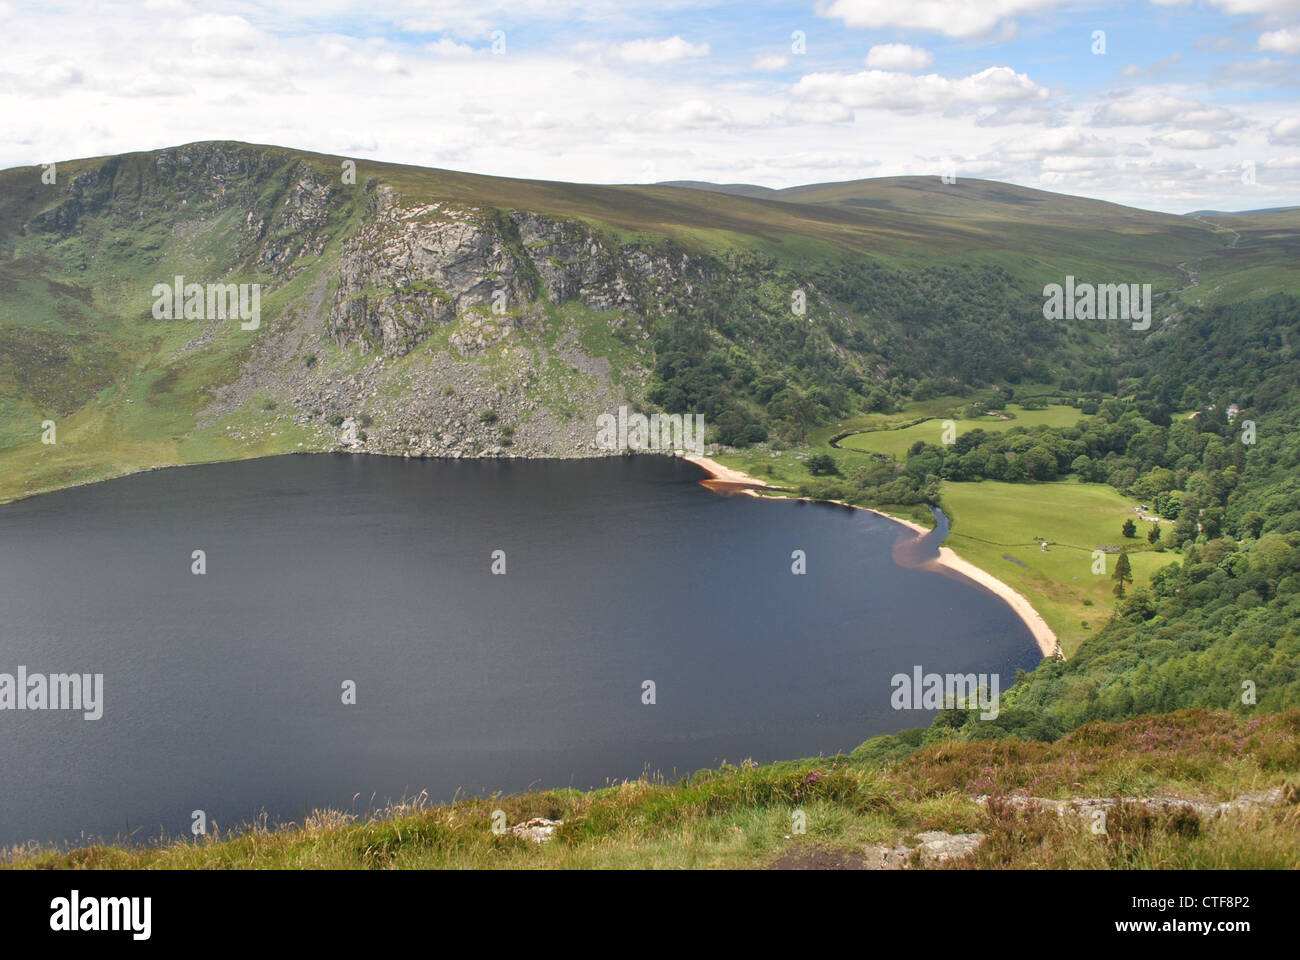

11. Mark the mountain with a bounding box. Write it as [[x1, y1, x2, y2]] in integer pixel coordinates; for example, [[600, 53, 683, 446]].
[[653, 179, 778, 198], [1, 140, 1297, 503], [1190, 206, 1300, 216]]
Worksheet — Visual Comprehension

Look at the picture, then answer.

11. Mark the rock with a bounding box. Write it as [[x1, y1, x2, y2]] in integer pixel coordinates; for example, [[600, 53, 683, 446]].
[[973, 787, 1287, 820], [855, 830, 986, 869], [913, 830, 986, 864], [510, 818, 563, 843], [339, 417, 359, 447]]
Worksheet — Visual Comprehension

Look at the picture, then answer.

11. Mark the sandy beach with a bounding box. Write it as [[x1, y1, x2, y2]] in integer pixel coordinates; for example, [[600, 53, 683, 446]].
[[929, 547, 1059, 658], [683, 455, 768, 488], [686, 455, 1061, 660]]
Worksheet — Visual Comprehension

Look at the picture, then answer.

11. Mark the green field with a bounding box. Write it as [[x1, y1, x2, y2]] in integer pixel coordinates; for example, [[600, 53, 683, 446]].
[[837, 404, 1084, 459], [939, 479, 1172, 656]]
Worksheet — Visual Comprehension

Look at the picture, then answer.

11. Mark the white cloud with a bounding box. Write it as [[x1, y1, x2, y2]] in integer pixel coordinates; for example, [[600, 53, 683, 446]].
[[177, 13, 263, 53], [816, 0, 1066, 38], [427, 38, 473, 57], [780, 100, 856, 124], [617, 36, 708, 64], [1258, 27, 1300, 56], [1270, 117, 1300, 143], [973, 102, 1061, 126], [752, 53, 789, 71], [995, 126, 1147, 158], [637, 99, 737, 131], [1149, 130, 1237, 149], [1040, 155, 1110, 173], [865, 44, 933, 71], [1092, 95, 1244, 129], [791, 66, 1048, 112], [1206, 0, 1300, 13]]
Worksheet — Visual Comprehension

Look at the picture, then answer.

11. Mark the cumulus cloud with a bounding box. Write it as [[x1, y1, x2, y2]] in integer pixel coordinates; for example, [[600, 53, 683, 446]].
[[865, 44, 933, 70], [617, 36, 709, 64], [1092, 95, 1245, 129], [816, 0, 1066, 38], [638, 99, 736, 131], [791, 66, 1048, 112], [973, 102, 1061, 126], [427, 38, 473, 57], [1149, 130, 1237, 149], [780, 100, 856, 124], [1270, 117, 1300, 143], [995, 126, 1148, 158], [1258, 27, 1300, 56]]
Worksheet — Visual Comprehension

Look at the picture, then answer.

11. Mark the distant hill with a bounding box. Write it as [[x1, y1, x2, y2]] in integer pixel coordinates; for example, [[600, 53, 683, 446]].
[[653, 180, 777, 198], [1, 140, 1297, 504], [1190, 206, 1300, 216]]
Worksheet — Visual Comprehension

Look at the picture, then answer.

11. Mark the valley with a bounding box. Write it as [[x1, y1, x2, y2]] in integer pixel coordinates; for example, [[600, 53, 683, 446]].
[[3, 141, 1299, 869]]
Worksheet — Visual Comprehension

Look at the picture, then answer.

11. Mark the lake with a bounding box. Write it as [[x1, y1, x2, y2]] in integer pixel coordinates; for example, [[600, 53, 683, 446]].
[[0, 454, 1040, 847]]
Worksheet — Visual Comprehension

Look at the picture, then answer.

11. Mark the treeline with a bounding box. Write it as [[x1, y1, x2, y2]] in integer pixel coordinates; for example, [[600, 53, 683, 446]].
[[645, 253, 1086, 447]]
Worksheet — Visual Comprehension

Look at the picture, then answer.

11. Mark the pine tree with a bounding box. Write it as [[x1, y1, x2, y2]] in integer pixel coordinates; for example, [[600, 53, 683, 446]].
[[1112, 551, 1133, 597]]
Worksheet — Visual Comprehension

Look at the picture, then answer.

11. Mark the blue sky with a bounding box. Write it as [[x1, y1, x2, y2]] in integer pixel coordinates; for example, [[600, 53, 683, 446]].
[[1, 0, 1297, 212]]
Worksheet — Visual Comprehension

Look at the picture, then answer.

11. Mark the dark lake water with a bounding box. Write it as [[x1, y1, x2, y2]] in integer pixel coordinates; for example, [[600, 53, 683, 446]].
[[0, 454, 1040, 847]]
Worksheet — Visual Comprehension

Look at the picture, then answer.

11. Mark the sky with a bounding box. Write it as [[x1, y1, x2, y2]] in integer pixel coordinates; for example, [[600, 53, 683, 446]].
[[0, 0, 1298, 212]]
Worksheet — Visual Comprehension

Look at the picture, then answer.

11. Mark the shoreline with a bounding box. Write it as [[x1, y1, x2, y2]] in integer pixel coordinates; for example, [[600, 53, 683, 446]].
[[685, 455, 1061, 660]]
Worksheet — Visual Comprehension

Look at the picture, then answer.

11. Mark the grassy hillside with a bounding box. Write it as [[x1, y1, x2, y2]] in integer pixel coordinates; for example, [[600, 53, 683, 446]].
[[7, 709, 1296, 869]]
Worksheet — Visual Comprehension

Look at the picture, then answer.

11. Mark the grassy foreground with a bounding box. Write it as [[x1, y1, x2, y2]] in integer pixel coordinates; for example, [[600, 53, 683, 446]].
[[7, 710, 1298, 869]]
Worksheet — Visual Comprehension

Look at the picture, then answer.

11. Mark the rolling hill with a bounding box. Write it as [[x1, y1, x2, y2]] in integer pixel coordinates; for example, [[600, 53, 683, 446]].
[[3, 140, 1297, 504]]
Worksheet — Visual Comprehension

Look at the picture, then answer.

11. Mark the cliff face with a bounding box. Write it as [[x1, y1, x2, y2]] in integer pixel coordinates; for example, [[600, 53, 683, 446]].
[[3, 141, 877, 489], [326, 185, 704, 358]]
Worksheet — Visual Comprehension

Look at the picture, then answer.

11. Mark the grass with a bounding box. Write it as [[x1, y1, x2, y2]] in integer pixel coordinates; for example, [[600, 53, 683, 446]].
[[939, 479, 1174, 656], [6, 709, 1296, 869], [836, 403, 1084, 459]]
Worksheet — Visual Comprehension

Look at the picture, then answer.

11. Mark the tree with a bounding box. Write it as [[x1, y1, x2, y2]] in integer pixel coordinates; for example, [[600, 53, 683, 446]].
[[1147, 524, 1162, 544], [805, 453, 839, 476], [1022, 445, 1058, 480], [1112, 551, 1133, 597], [1122, 518, 1137, 538], [1200, 507, 1224, 540], [1239, 510, 1267, 540]]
